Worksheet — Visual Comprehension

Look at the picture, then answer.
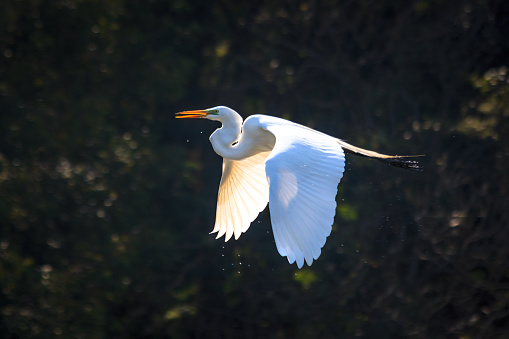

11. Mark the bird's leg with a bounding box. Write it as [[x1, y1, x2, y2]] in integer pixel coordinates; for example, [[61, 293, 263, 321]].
[[337, 139, 423, 171]]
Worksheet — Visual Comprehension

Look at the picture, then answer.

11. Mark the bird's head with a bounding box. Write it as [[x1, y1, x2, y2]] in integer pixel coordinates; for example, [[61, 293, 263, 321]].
[[175, 106, 240, 123]]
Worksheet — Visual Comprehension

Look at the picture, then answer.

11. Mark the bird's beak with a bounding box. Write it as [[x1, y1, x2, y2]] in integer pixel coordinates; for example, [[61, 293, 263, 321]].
[[175, 110, 208, 119]]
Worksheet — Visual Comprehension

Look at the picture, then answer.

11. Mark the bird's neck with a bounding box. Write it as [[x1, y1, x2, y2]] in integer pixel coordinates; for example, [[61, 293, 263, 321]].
[[210, 119, 272, 160], [209, 120, 245, 160]]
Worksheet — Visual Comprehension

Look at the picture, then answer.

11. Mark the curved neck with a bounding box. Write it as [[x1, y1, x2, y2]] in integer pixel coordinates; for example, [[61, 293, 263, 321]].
[[211, 116, 273, 160], [209, 121, 247, 160], [208, 112, 275, 160]]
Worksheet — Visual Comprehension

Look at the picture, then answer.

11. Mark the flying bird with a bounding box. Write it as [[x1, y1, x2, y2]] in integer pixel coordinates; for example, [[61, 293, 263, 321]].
[[176, 106, 421, 268]]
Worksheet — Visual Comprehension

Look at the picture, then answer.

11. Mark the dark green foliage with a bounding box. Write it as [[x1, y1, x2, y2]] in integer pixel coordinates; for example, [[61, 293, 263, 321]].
[[1, 0, 508, 338]]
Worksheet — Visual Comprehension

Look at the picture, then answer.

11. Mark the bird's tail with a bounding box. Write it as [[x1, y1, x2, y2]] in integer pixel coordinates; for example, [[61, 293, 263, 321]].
[[337, 139, 423, 171]]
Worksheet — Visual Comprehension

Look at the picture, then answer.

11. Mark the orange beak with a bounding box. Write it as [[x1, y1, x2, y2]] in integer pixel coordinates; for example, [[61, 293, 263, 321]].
[[175, 110, 208, 119]]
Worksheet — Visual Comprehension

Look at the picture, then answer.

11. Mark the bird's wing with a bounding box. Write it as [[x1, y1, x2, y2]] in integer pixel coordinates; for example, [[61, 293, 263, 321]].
[[260, 117, 345, 268], [212, 150, 271, 241]]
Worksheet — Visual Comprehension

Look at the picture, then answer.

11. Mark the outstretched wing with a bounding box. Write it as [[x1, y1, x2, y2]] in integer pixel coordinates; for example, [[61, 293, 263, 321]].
[[212, 150, 272, 241], [259, 116, 345, 268]]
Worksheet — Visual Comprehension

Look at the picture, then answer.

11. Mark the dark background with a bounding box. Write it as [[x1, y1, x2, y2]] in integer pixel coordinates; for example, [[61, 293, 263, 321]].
[[1, 0, 508, 338]]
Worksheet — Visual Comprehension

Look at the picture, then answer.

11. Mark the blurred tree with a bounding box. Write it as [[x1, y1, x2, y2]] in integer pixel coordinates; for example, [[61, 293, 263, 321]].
[[0, 0, 508, 338]]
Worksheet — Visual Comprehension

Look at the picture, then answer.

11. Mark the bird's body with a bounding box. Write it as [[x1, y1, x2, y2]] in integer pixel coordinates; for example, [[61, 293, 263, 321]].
[[176, 106, 421, 268]]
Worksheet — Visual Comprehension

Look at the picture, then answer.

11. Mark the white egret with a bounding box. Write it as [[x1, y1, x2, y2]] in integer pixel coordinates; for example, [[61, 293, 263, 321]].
[[176, 106, 421, 268]]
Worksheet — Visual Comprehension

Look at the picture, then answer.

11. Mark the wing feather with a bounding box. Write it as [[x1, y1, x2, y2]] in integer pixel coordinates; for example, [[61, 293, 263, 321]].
[[258, 116, 345, 268], [211, 114, 345, 268], [212, 150, 271, 241]]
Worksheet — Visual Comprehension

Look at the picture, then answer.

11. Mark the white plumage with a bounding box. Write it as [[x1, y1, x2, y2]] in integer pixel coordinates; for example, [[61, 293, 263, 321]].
[[176, 106, 421, 268]]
